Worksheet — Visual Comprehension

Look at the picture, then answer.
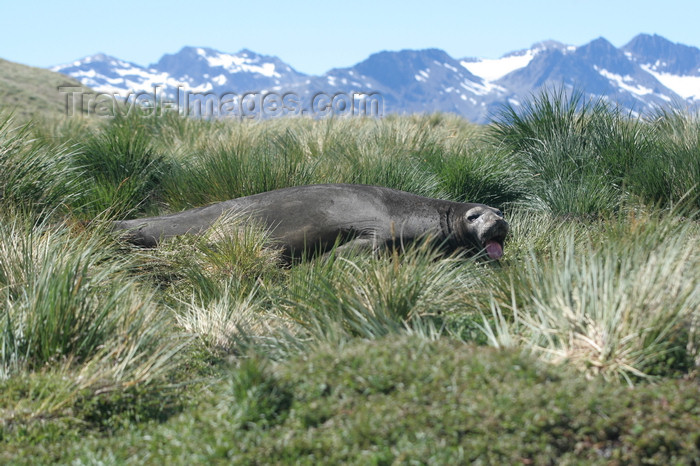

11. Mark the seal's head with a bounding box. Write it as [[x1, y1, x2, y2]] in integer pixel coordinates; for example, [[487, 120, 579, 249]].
[[454, 205, 509, 260]]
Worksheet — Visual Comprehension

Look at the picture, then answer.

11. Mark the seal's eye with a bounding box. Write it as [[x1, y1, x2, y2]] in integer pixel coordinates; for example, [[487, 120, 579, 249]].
[[495, 210, 504, 218], [467, 213, 480, 222]]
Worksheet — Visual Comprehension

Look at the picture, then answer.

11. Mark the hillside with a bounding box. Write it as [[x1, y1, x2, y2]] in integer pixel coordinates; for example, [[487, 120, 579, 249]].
[[0, 58, 92, 121]]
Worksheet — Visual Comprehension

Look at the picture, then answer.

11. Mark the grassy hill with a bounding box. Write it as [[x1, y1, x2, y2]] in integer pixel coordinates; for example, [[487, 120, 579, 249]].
[[0, 57, 92, 121]]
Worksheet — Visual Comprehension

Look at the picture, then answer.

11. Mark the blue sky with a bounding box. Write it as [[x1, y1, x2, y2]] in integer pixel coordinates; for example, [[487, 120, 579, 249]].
[[3, 0, 700, 75]]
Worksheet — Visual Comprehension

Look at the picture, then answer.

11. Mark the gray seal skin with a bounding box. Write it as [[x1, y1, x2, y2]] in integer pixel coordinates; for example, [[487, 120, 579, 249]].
[[112, 184, 509, 260]]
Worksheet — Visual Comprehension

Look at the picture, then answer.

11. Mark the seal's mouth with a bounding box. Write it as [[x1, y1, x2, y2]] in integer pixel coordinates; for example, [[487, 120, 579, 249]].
[[483, 236, 506, 260]]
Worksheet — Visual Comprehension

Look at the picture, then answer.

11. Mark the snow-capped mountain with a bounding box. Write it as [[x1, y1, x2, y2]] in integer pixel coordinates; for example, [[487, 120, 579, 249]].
[[479, 37, 682, 114], [51, 34, 700, 122], [622, 34, 700, 101], [152, 47, 307, 93], [51, 53, 164, 96], [51, 48, 307, 98], [293, 48, 505, 121]]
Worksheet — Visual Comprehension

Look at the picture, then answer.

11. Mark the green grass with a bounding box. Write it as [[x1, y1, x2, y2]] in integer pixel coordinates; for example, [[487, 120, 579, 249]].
[[480, 209, 699, 382], [0, 113, 82, 216], [0, 212, 186, 438], [0, 89, 699, 462], [72, 113, 174, 218], [491, 87, 700, 213]]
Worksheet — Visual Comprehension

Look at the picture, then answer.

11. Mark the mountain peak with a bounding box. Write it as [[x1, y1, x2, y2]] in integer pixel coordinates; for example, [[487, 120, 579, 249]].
[[236, 48, 258, 57], [584, 37, 617, 52], [85, 52, 111, 62], [530, 40, 569, 52], [499, 40, 571, 60], [50, 53, 141, 74], [353, 48, 480, 89], [69, 53, 124, 65], [365, 48, 454, 63], [623, 34, 700, 76], [624, 33, 674, 51]]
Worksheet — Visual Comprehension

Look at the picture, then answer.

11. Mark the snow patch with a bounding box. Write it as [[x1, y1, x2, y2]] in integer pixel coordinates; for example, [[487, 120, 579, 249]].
[[72, 69, 97, 78], [460, 79, 505, 96], [642, 65, 700, 100], [597, 68, 653, 96], [461, 49, 536, 82], [187, 82, 213, 93], [212, 74, 227, 85], [415, 69, 430, 82], [443, 62, 458, 72], [87, 83, 133, 96], [197, 49, 280, 77]]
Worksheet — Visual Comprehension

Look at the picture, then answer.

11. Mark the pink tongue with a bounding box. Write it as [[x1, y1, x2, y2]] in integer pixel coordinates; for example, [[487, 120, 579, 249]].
[[485, 240, 503, 260]]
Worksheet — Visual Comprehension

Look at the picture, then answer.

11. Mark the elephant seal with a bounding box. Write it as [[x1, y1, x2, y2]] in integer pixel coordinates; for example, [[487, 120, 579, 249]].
[[113, 184, 508, 260]]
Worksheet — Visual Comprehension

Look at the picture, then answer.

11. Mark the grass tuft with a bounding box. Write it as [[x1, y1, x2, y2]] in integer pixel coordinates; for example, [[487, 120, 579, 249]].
[[0, 214, 185, 421], [73, 114, 171, 218], [276, 242, 482, 349], [480, 210, 700, 382], [0, 113, 81, 216]]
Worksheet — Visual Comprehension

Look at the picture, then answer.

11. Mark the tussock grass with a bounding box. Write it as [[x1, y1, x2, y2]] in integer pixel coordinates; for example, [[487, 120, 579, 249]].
[[490, 88, 695, 215], [0, 214, 185, 423], [481, 210, 700, 382], [0, 113, 81, 216], [275, 243, 482, 349], [134, 211, 283, 298], [158, 115, 501, 209], [2, 94, 700, 462], [73, 114, 171, 218], [644, 107, 700, 208], [161, 127, 317, 209], [174, 281, 273, 352], [127, 212, 288, 355]]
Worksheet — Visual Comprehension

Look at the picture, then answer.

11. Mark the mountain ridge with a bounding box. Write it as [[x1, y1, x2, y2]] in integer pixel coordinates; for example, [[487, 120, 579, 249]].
[[49, 34, 700, 123]]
